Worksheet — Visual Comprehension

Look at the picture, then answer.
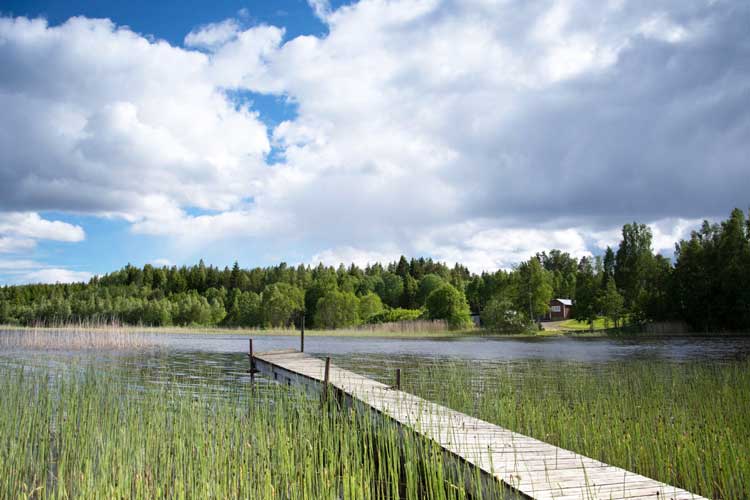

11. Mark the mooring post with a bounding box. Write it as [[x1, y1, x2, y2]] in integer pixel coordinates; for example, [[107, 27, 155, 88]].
[[322, 356, 331, 404], [395, 368, 401, 391], [248, 338, 256, 382], [300, 314, 305, 353]]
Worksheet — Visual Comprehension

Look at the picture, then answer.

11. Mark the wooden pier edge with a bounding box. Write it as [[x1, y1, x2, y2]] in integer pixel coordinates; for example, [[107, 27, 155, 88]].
[[251, 348, 707, 500]]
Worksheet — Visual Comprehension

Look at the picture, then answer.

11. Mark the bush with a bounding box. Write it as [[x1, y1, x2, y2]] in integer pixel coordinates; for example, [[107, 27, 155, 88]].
[[366, 308, 423, 324], [480, 297, 529, 333]]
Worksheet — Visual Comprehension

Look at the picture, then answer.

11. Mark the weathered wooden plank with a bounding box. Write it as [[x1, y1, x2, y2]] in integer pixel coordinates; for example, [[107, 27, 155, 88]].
[[253, 350, 708, 500]]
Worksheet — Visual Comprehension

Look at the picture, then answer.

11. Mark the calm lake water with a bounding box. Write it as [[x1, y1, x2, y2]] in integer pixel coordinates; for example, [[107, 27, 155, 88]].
[[2, 330, 749, 391]]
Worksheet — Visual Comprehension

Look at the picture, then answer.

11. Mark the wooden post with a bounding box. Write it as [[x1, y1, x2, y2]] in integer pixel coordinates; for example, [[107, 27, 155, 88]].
[[322, 356, 331, 404], [248, 338, 256, 381], [300, 313, 305, 353], [395, 368, 401, 391]]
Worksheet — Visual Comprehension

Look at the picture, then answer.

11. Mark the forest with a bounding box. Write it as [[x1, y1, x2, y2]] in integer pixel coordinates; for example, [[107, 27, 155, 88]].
[[1, 208, 748, 333]]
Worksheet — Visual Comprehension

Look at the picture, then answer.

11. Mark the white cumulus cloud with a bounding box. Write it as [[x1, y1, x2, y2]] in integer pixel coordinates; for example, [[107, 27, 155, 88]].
[[185, 18, 241, 49], [20, 268, 92, 284], [1, 0, 748, 275]]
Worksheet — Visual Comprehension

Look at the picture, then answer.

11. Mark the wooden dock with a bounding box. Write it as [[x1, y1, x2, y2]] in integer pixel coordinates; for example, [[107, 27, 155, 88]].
[[252, 349, 707, 500]]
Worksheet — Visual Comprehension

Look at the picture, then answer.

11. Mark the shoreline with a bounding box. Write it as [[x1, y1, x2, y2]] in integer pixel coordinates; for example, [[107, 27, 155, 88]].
[[1, 324, 747, 339]]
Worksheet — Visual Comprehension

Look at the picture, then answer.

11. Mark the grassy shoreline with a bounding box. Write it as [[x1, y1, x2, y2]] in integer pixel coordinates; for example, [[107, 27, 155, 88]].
[[0, 323, 478, 338], [2, 322, 748, 339]]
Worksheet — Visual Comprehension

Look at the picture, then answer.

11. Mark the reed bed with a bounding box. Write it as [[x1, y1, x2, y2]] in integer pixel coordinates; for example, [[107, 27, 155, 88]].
[[0, 327, 157, 350], [354, 320, 452, 334], [1, 323, 474, 338], [0, 365, 494, 499], [401, 359, 750, 500]]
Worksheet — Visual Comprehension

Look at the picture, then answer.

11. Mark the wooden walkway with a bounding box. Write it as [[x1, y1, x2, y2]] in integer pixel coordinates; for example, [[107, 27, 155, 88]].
[[252, 350, 707, 500]]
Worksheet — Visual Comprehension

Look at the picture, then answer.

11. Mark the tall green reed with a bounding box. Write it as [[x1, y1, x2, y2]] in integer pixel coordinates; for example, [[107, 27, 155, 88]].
[[0, 365, 494, 499], [401, 359, 749, 499]]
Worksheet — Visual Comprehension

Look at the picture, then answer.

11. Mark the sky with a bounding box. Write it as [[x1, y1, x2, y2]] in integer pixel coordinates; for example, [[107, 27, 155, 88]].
[[0, 0, 748, 284]]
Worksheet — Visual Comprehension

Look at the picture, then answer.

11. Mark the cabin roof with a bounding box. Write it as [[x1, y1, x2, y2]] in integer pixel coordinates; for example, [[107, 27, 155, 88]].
[[553, 298, 573, 306]]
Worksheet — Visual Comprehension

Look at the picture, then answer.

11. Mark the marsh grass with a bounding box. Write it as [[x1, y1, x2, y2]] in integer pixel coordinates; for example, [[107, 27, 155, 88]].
[[354, 320, 452, 334], [1, 323, 478, 338], [0, 365, 494, 499], [0, 327, 157, 350], [402, 359, 750, 499]]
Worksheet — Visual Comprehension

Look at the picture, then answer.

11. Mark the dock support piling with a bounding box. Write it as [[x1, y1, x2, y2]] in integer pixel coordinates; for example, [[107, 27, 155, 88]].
[[395, 368, 401, 391], [248, 338, 257, 382], [322, 356, 331, 403], [300, 314, 305, 353]]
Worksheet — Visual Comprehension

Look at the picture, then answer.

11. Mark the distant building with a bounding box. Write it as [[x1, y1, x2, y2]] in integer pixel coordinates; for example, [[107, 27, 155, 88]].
[[546, 298, 573, 321]]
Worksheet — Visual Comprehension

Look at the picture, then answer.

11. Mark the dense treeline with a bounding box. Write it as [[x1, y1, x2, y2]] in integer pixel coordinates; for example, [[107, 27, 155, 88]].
[[0, 257, 474, 330], [1, 208, 748, 332]]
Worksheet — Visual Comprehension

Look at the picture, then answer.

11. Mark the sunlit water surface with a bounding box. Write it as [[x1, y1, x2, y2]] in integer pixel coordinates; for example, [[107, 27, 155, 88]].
[[1, 330, 749, 397]]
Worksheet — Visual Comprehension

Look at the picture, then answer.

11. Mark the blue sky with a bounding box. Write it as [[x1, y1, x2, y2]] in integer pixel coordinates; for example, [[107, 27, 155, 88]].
[[0, 0, 328, 280], [3, 0, 331, 45], [1, 0, 749, 283]]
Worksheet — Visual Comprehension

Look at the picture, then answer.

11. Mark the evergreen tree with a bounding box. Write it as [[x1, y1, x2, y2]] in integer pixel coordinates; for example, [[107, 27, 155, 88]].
[[602, 247, 616, 288], [229, 261, 241, 290]]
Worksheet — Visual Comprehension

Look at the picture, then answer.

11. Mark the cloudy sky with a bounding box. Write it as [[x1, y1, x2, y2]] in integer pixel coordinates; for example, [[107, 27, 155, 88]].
[[1, 0, 748, 283]]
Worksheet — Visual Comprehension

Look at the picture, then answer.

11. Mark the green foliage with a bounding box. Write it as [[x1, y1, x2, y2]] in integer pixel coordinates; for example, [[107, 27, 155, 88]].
[[416, 274, 445, 307], [425, 284, 472, 329], [2, 211, 749, 333], [172, 291, 214, 326], [225, 291, 261, 327], [515, 257, 553, 320], [314, 290, 360, 329], [401, 274, 418, 309], [573, 257, 600, 329], [537, 250, 577, 298], [0, 256, 472, 330], [480, 297, 529, 333], [261, 283, 304, 327], [601, 246, 615, 288], [142, 299, 172, 326], [358, 292, 384, 323], [673, 208, 750, 331], [304, 271, 338, 324], [599, 279, 624, 328], [614, 222, 655, 318], [376, 272, 403, 308], [367, 308, 423, 324]]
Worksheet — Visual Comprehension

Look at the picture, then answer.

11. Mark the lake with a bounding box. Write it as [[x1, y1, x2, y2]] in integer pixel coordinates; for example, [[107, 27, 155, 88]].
[[2, 328, 749, 499], [2, 329, 749, 389]]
